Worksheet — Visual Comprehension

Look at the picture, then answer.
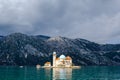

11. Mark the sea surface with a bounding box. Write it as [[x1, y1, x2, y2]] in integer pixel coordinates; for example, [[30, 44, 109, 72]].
[[0, 66, 120, 80]]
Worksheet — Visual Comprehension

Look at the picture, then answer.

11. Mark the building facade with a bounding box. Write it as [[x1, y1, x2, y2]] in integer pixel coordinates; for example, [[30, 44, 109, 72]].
[[44, 62, 51, 67], [53, 52, 72, 67]]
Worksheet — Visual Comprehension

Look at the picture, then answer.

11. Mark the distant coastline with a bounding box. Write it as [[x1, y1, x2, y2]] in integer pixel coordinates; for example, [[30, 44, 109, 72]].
[[0, 33, 120, 66]]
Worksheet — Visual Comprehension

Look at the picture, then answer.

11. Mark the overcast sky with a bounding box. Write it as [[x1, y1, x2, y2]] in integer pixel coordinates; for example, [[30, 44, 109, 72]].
[[0, 0, 120, 44]]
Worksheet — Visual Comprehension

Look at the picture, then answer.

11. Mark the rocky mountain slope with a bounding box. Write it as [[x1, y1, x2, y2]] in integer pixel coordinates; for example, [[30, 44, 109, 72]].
[[0, 33, 120, 66]]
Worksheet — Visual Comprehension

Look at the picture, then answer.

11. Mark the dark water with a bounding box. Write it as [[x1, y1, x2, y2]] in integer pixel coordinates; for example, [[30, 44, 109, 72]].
[[0, 66, 120, 80]]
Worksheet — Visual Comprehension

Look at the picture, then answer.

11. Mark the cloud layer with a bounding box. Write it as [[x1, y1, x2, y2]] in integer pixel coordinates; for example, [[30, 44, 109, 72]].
[[0, 0, 120, 43]]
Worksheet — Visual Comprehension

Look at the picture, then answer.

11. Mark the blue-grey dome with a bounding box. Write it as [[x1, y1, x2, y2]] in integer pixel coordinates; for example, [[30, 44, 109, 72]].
[[53, 52, 56, 54], [59, 55, 66, 59]]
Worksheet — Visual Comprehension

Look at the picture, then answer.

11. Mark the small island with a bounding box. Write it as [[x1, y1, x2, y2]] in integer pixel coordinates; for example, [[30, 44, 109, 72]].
[[43, 52, 80, 68]]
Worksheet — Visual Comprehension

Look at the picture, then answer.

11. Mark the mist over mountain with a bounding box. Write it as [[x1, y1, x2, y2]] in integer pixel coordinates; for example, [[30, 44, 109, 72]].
[[0, 33, 120, 66]]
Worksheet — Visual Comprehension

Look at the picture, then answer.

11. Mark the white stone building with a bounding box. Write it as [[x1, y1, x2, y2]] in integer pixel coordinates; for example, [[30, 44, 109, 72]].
[[53, 52, 72, 67]]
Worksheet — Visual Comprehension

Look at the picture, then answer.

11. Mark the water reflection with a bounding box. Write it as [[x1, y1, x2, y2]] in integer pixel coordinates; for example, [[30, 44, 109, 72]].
[[44, 68, 52, 80], [2, 66, 120, 80], [52, 68, 72, 80]]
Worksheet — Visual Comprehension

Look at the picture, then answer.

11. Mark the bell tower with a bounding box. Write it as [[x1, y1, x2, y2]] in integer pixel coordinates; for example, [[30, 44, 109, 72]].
[[53, 52, 56, 67]]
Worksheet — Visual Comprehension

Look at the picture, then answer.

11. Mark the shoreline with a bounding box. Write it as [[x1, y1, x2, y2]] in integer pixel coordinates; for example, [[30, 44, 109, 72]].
[[41, 66, 81, 69]]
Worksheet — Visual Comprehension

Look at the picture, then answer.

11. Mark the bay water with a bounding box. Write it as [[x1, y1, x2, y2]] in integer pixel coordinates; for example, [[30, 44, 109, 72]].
[[0, 66, 120, 80]]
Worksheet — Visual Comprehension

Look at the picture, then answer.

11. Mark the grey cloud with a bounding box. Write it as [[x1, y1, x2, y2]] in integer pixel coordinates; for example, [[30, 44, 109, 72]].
[[0, 0, 120, 43]]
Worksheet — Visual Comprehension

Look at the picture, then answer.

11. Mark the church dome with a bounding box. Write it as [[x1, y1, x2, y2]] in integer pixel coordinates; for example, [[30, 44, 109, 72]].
[[59, 54, 66, 59], [53, 52, 56, 54], [66, 56, 72, 60]]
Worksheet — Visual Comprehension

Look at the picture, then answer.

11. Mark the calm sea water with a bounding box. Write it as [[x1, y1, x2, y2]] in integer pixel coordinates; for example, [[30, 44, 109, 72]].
[[0, 66, 120, 80]]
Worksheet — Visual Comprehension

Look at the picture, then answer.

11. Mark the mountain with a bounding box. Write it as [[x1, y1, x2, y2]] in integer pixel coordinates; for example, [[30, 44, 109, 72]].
[[36, 35, 50, 40], [0, 36, 3, 39], [0, 33, 120, 66]]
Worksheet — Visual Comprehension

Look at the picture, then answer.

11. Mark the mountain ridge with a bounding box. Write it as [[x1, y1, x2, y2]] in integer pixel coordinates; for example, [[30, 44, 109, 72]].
[[0, 33, 120, 66]]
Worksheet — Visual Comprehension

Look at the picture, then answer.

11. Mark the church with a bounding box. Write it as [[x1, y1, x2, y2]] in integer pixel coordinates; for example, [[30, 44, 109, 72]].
[[53, 52, 72, 68]]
